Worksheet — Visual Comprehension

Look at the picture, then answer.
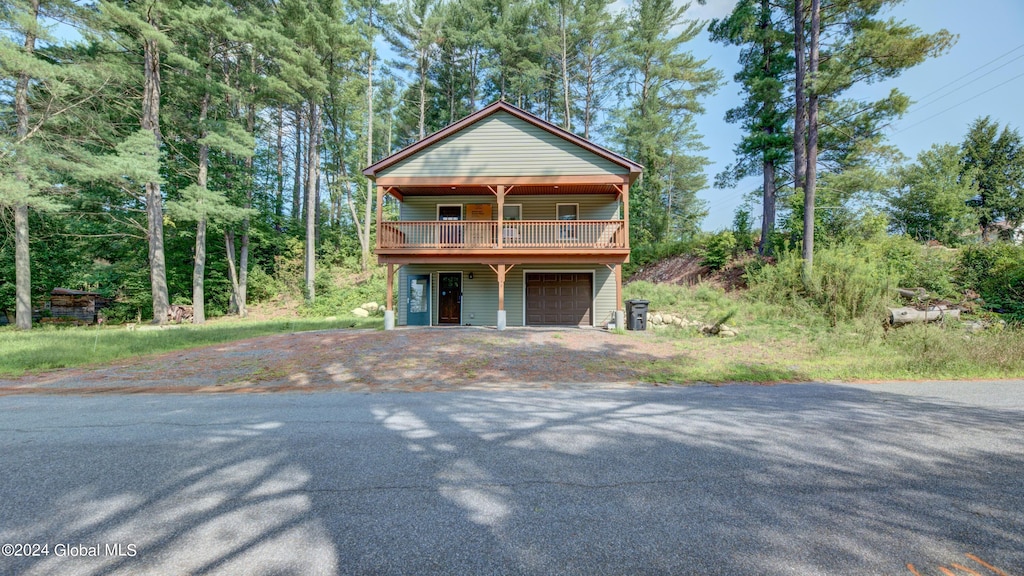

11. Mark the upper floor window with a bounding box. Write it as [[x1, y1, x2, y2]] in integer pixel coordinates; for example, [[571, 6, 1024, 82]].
[[503, 204, 521, 221], [438, 205, 462, 221], [557, 204, 578, 221]]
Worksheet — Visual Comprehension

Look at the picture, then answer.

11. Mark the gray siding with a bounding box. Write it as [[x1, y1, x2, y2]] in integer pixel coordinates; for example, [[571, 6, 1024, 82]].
[[397, 264, 616, 327], [380, 112, 625, 178], [401, 194, 619, 221]]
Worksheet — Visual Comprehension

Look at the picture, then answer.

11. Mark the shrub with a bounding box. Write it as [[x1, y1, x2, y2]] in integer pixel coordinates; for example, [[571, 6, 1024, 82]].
[[700, 231, 737, 270], [299, 265, 387, 318], [246, 266, 282, 304], [958, 243, 1024, 322], [747, 246, 895, 326], [864, 235, 959, 298]]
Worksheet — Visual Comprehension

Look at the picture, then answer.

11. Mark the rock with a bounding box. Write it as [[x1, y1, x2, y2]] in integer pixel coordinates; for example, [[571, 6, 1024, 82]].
[[672, 317, 683, 326], [361, 302, 379, 312], [718, 330, 738, 337], [351, 308, 370, 318], [652, 313, 663, 325], [963, 320, 985, 333]]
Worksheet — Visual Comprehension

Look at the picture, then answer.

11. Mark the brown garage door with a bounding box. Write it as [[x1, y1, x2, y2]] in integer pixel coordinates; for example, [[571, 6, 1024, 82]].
[[526, 273, 592, 326]]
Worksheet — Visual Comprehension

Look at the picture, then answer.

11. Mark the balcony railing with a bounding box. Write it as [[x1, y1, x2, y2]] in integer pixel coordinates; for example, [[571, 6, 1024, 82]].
[[378, 220, 626, 250]]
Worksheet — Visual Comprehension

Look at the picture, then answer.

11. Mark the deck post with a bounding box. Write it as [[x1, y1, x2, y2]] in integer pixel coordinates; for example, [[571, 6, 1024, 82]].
[[622, 183, 630, 250], [614, 264, 624, 330], [376, 186, 384, 249], [496, 263, 506, 330], [384, 263, 395, 330], [496, 185, 505, 249]]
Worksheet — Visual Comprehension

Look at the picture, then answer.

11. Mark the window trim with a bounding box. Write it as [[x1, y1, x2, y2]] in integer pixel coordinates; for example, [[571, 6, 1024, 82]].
[[556, 203, 579, 221]]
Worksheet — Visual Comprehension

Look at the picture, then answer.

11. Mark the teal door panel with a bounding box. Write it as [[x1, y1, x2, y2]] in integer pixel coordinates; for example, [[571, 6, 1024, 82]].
[[407, 274, 430, 326]]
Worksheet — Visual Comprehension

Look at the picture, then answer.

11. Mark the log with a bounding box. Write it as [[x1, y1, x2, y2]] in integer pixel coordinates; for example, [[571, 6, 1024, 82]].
[[888, 306, 960, 326], [897, 288, 928, 300]]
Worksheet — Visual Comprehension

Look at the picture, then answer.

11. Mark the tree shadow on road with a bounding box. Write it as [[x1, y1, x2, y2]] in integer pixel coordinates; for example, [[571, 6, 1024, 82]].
[[1, 384, 1021, 575]]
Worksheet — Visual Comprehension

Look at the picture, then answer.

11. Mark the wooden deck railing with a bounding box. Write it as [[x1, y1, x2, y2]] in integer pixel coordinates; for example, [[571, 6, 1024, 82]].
[[378, 220, 626, 250]]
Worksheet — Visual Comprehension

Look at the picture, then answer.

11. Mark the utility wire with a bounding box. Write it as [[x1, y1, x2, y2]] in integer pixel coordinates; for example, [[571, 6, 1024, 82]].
[[909, 52, 1024, 114], [896, 69, 1024, 134], [909, 41, 1024, 108]]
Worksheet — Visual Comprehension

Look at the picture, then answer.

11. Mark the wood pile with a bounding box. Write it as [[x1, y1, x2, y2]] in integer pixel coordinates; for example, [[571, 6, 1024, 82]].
[[887, 287, 965, 326], [167, 305, 194, 323]]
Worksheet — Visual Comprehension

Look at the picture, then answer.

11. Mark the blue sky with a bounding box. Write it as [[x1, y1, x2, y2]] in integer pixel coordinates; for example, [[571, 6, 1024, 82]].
[[689, 0, 1024, 229]]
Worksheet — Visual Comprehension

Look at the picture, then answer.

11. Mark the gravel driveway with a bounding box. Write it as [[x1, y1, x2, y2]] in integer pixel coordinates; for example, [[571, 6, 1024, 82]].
[[0, 327, 690, 395]]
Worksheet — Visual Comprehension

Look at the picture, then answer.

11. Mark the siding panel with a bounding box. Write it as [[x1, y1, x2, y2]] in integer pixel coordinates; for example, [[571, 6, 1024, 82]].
[[401, 195, 619, 221], [380, 112, 625, 178]]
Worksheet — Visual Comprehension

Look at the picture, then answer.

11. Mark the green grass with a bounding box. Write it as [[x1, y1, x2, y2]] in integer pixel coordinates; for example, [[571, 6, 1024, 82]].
[[0, 316, 379, 377], [622, 281, 1024, 382]]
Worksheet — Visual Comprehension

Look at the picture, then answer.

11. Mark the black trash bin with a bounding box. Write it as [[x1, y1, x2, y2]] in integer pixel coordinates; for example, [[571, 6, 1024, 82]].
[[626, 299, 649, 331]]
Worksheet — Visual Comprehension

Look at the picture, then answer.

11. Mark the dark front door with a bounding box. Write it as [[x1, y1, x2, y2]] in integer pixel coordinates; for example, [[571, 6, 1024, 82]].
[[526, 273, 592, 326], [438, 272, 462, 325], [407, 274, 430, 326]]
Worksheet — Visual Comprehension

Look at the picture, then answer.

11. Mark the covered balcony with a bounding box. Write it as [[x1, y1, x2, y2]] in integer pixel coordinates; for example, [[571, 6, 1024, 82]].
[[377, 219, 627, 252]]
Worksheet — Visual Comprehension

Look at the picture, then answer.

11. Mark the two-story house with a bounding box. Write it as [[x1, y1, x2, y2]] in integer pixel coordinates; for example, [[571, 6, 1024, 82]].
[[363, 101, 642, 330]]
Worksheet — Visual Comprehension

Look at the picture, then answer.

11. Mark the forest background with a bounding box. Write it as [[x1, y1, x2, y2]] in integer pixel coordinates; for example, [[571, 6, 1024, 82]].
[[1, 0, 1022, 336]]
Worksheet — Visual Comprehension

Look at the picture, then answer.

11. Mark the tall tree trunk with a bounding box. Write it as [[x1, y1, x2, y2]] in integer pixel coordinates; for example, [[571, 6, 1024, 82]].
[[305, 100, 319, 303], [583, 51, 594, 139], [276, 106, 284, 220], [13, 0, 38, 330], [761, 159, 776, 256], [802, 0, 820, 282], [238, 93, 256, 319], [225, 230, 240, 311], [362, 46, 375, 272], [793, 0, 807, 193], [759, 0, 776, 257], [418, 53, 427, 140], [469, 47, 478, 109], [560, 1, 571, 132], [143, 28, 169, 324], [293, 106, 303, 224], [193, 75, 212, 324]]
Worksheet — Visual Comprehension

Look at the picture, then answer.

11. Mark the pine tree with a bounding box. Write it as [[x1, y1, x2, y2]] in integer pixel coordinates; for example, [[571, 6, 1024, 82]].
[[961, 117, 1024, 242], [791, 0, 955, 275], [388, 0, 442, 141], [613, 0, 720, 243], [709, 0, 792, 256], [0, 0, 95, 329]]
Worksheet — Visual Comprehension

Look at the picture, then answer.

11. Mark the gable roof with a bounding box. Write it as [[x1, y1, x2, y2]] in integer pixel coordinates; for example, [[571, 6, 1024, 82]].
[[362, 100, 642, 182]]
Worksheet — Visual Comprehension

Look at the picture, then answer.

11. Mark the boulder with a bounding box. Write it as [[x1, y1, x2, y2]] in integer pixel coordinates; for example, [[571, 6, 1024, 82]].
[[351, 308, 370, 318], [672, 316, 683, 327], [361, 302, 379, 312], [652, 313, 663, 325]]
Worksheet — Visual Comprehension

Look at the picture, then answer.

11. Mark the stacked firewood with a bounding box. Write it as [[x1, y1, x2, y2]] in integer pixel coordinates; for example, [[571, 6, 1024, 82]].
[[167, 305, 194, 323]]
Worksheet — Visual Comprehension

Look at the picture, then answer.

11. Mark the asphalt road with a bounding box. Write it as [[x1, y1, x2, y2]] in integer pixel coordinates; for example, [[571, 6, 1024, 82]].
[[1, 381, 1022, 576]]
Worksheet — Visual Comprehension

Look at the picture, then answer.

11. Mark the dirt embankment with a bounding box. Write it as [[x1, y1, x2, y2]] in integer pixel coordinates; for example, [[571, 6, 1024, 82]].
[[627, 253, 754, 291]]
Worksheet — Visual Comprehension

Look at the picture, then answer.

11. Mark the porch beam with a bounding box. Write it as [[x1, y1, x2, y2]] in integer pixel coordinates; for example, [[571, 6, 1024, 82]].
[[376, 174, 629, 187]]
